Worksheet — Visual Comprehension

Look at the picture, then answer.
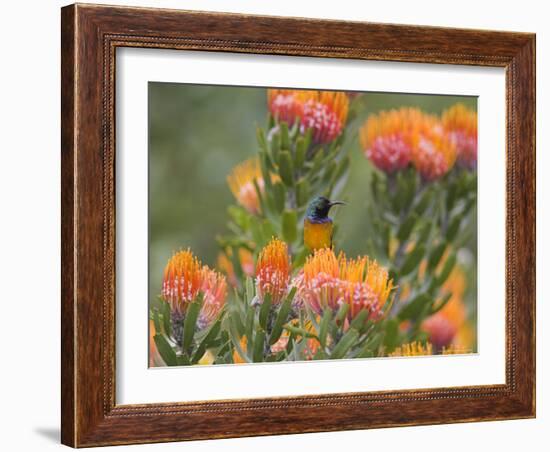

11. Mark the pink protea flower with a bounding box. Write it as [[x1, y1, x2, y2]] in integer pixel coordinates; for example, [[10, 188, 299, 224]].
[[198, 267, 228, 329], [410, 116, 457, 181], [267, 89, 349, 144], [360, 108, 457, 180], [442, 104, 478, 170], [294, 248, 394, 323], [161, 249, 227, 328], [359, 108, 424, 173], [255, 238, 291, 305]]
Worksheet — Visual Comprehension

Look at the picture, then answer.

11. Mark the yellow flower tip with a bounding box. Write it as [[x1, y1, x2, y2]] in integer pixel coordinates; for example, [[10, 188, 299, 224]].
[[255, 238, 291, 305], [227, 157, 264, 215], [442, 103, 478, 169], [297, 248, 393, 322], [390, 341, 433, 357], [441, 344, 471, 355], [267, 89, 349, 144]]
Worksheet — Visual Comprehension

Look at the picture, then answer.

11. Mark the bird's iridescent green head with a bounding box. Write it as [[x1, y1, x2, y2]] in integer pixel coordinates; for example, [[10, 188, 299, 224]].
[[306, 196, 346, 222]]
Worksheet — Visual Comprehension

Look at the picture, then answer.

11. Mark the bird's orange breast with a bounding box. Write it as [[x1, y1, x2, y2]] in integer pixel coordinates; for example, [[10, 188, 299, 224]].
[[304, 218, 334, 251]]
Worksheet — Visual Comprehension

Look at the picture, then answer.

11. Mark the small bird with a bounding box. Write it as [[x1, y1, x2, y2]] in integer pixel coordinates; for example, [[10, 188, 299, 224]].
[[303, 196, 346, 251]]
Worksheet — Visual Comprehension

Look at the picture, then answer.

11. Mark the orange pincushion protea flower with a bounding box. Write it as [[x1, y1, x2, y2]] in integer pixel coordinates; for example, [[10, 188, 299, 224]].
[[295, 248, 394, 322], [359, 108, 424, 173], [410, 114, 457, 181], [161, 249, 227, 327], [442, 104, 478, 169], [227, 157, 268, 215], [162, 249, 203, 313], [267, 89, 349, 144], [255, 238, 291, 305], [360, 108, 457, 180], [389, 341, 433, 357]]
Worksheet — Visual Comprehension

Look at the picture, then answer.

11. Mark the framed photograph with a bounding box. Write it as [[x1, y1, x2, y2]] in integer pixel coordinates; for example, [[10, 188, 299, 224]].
[[61, 3, 535, 447]]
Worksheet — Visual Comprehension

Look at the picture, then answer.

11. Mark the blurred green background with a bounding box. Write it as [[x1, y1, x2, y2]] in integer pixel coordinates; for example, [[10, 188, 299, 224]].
[[149, 83, 477, 316]]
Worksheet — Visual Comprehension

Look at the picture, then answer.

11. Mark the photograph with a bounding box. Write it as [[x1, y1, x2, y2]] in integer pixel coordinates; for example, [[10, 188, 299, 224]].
[[148, 84, 479, 367]]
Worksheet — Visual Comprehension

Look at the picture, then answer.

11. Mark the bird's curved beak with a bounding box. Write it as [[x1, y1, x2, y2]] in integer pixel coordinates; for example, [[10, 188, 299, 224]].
[[329, 200, 346, 207]]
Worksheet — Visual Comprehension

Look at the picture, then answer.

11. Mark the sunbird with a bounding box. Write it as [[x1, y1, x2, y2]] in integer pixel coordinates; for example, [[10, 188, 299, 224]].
[[303, 196, 346, 251]]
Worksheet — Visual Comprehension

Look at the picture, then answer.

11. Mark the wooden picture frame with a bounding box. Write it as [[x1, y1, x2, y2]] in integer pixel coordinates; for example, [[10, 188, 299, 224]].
[[61, 3, 535, 447]]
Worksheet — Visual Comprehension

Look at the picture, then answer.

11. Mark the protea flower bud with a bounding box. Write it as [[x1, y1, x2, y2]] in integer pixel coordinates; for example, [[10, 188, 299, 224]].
[[227, 157, 267, 215]]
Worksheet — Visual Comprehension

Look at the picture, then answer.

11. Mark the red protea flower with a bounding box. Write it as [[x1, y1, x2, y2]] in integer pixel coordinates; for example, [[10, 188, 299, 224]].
[[295, 248, 394, 323], [442, 104, 478, 169], [161, 249, 227, 328], [255, 238, 291, 305], [267, 89, 349, 144]]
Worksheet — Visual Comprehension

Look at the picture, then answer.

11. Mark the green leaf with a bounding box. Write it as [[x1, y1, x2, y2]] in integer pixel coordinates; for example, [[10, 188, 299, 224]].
[[153, 334, 177, 366], [256, 127, 268, 152], [272, 182, 286, 213], [259, 293, 272, 330], [270, 133, 280, 161], [445, 216, 462, 242], [335, 304, 350, 323], [330, 329, 360, 359], [295, 137, 306, 170], [191, 318, 222, 364], [349, 309, 369, 332], [436, 252, 456, 286], [318, 309, 332, 349], [400, 245, 426, 276], [414, 188, 433, 215], [280, 122, 290, 150], [427, 242, 447, 271], [398, 293, 432, 321], [182, 295, 203, 353], [431, 292, 453, 315], [284, 325, 318, 339], [282, 210, 298, 243], [245, 276, 255, 304], [397, 214, 418, 242], [383, 319, 399, 352], [162, 301, 171, 337], [152, 309, 161, 335], [278, 150, 294, 187], [296, 179, 310, 207], [269, 295, 293, 345], [228, 324, 251, 364], [253, 330, 266, 362]]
